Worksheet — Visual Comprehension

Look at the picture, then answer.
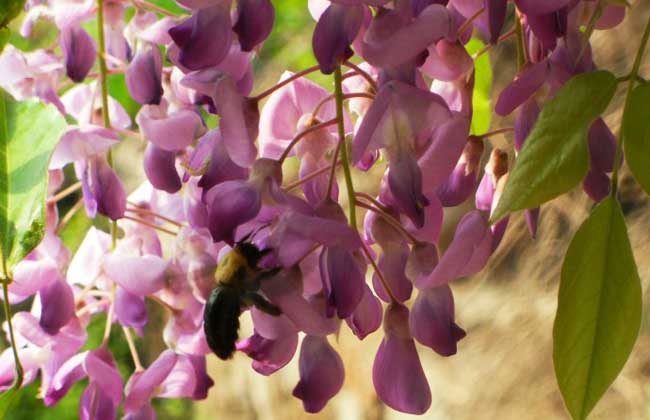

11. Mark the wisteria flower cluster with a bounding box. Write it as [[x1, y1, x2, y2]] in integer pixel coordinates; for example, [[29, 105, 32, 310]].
[[0, 0, 645, 418]]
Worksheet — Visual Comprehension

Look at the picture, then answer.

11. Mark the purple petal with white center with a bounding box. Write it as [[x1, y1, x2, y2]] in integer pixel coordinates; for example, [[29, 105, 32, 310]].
[[416, 210, 492, 289], [237, 331, 298, 375], [187, 253, 218, 303], [352, 80, 451, 163], [234, 0, 275, 52], [346, 284, 382, 340], [103, 254, 168, 296], [212, 75, 259, 168], [143, 143, 181, 194], [168, 5, 232, 71], [409, 286, 466, 356], [373, 304, 431, 414], [124, 350, 177, 413], [60, 25, 96, 82], [312, 3, 364, 74], [436, 136, 484, 207], [261, 268, 338, 336], [39, 277, 75, 335], [157, 355, 198, 399], [11, 258, 59, 301], [188, 130, 249, 192], [126, 12, 175, 46], [50, 126, 119, 170], [475, 148, 508, 211], [126, 44, 163, 105], [61, 83, 131, 129], [259, 71, 339, 159], [137, 103, 202, 152], [421, 39, 474, 81], [45, 352, 88, 405], [115, 287, 148, 328], [292, 335, 344, 413], [80, 157, 127, 221]]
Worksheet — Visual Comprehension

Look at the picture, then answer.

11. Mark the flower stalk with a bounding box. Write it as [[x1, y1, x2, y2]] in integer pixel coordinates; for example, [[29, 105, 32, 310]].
[[334, 66, 357, 230]]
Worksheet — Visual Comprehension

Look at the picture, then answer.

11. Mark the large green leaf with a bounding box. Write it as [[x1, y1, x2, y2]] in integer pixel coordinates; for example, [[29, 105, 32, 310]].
[[491, 71, 617, 222], [623, 83, 650, 195], [0, 89, 66, 273], [553, 197, 642, 420], [0, 387, 21, 418]]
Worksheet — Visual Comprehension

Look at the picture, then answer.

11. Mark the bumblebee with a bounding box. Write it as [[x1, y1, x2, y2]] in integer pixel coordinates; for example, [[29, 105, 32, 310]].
[[203, 235, 281, 360]]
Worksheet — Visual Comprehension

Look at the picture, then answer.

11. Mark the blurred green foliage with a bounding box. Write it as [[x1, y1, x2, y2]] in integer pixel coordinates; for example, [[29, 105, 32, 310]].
[[465, 38, 493, 135]]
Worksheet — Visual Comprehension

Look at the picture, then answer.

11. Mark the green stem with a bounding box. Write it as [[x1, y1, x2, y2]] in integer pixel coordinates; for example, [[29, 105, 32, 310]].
[[2, 279, 23, 389], [334, 67, 357, 230], [514, 17, 526, 69], [96, 0, 111, 132], [96, 0, 119, 346], [611, 17, 650, 197]]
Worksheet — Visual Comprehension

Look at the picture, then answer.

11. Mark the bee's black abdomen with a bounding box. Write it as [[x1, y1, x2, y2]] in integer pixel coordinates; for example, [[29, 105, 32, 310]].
[[204, 286, 241, 360]]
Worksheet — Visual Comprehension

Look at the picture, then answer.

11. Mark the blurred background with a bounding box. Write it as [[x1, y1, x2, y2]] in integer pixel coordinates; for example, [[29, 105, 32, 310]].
[[5, 1, 650, 419]]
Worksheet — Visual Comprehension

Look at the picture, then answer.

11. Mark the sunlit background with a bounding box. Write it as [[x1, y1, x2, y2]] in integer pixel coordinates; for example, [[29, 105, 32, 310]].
[[4, 1, 650, 419]]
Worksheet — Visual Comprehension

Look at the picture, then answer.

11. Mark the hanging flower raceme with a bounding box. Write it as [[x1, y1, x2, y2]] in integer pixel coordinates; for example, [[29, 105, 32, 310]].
[[0, 0, 637, 417]]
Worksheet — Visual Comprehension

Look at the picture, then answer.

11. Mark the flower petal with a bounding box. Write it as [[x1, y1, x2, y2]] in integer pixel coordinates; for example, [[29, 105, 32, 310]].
[[292, 335, 344, 413]]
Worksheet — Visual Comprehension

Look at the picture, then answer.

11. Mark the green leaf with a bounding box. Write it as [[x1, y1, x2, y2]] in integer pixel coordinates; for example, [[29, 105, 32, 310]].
[[553, 196, 642, 420], [0, 89, 67, 273], [623, 83, 650, 195], [465, 38, 492, 135], [491, 71, 617, 222], [0, 387, 21, 418]]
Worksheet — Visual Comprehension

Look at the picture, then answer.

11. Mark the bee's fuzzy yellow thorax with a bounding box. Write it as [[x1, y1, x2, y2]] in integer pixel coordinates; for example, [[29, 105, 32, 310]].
[[215, 250, 249, 287]]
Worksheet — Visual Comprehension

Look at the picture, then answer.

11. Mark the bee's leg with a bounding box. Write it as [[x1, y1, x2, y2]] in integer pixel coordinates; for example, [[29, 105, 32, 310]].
[[256, 266, 281, 281], [243, 292, 282, 316]]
